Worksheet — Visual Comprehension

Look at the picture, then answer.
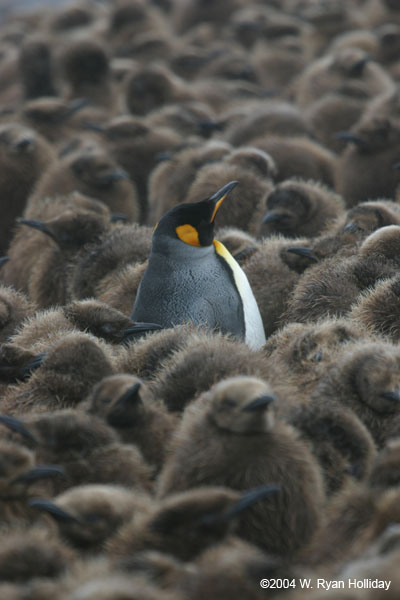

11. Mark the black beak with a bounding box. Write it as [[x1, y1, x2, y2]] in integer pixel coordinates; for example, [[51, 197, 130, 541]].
[[63, 98, 91, 120], [107, 382, 142, 428], [382, 388, 400, 403], [243, 394, 276, 412], [99, 170, 128, 185], [344, 220, 361, 232], [0, 256, 9, 268], [286, 247, 318, 262], [349, 56, 370, 77], [197, 120, 223, 135], [111, 213, 129, 223], [0, 414, 37, 444], [262, 211, 286, 225], [18, 352, 47, 381], [209, 180, 239, 203], [121, 322, 163, 343], [233, 246, 258, 262], [12, 465, 64, 485], [16, 219, 57, 243], [29, 498, 81, 524], [335, 131, 366, 147]]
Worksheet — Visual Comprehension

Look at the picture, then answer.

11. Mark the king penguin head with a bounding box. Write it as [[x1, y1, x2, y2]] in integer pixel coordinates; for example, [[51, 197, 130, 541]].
[[154, 181, 239, 248]]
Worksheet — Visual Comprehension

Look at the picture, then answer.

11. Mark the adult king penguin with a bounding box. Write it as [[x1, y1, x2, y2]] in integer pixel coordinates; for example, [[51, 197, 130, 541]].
[[131, 181, 266, 350]]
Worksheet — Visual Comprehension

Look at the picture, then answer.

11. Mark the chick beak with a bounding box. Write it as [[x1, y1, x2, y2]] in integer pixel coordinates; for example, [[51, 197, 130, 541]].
[[262, 211, 286, 225], [29, 498, 81, 524], [121, 322, 163, 343], [287, 247, 318, 262], [335, 131, 366, 147], [382, 388, 400, 403], [107, 382, 142, 428], [243, 394, 276, 412], [17, 219, 57, 243], [0, 414, 37, 444], [12, 465, 64, 485], [208, 180, 239, 223]]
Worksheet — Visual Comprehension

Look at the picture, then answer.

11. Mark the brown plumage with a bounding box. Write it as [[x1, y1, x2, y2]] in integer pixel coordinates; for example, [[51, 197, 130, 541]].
[[0, 286, 35, 344], [149, 334, 271, 413], [185, 147, 275, 235], [67, 223, 152, 301], [26, 145, 140, 222], [29, 484, 148, 553], [108, 485, 279, 562], [215, 227, 258, 261], [335, 116, 400, 207], [157, 375, 324, 557], [17, 35, 57, 100], [284, 225, 400, 324], [1, 332, 114, 415], [95, 261, 148, 316], [87, 374, 177, 471], [368, 438, 400, 490], [311, 340, 400, 447], [261, 178, 345, 239], [0, 122, 55, 255], [342, 199, 400, 234]]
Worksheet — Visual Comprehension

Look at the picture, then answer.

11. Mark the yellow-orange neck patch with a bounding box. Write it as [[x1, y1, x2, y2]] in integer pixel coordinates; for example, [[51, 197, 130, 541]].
[[176, 224, 201, 246]]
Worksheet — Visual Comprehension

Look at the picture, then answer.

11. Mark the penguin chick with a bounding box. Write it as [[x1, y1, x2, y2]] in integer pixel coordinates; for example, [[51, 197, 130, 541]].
[[0, 527, 74, 584], [263, 317, 374, 403], [0, 286, 35, 344], [18, 35, 56, 100], [27, 145, 139, 222], [87, 375, 177, 471], [368, 438, 400, 490], [29, 484, 148, 553], [67, 222, 152, 301], [0, 440, 63, 523], [184, 147, 275, 236], [253, 135, 335, 187], [350, 274, 400, 343], [284, 225, 400, 324], [342, 199, 400, 235], [49, 4, 94, 32], [125, 64, 195, 117], [311, 340, 400, 447], [60, 39, 114, 110], [14, 210, 111, 308], [157, 376, 325, 557], [131, 181, 266, 349], [335, 117, 400, 207], [21, 97, 90, 145], [261, 179, 345, 239], [293, 47, 394, 108], [3, 409, 152, 494], [287, 399, 376, 495], [0, 122, 55, 255], [108, 485, 279, 562], [148, 332, 271, 413], [1, 332, 114, 416], [241, 235, 312, 337], [147, 140, 232, 224], [96, 261, 148, 317]]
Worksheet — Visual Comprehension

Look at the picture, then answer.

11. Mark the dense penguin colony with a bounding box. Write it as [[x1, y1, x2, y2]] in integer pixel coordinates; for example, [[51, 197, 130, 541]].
[[0, 0, 400, 598]]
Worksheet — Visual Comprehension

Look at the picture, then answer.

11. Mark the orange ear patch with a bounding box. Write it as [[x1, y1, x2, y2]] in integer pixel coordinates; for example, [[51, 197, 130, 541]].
[[176, 224, 201, 246]]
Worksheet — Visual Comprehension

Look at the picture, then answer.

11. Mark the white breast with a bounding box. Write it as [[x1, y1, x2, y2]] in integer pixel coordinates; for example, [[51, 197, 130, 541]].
[[214, 241, 266, 350]]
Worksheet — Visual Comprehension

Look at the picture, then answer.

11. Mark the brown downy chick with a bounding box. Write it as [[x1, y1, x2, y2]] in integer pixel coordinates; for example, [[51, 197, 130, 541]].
[[350, 274, 400, 343], [261, 179, 345, 239], [185, 147, 275, 236], [223, 100, 311, 147], [173, 0, 240, 33], [87, 115, 183, 222], [369, 438, 400, 490], [287, 399, 376, 496], [87, 375, 177, 471], [0, 527, 75, 585], [150, 334, 271, 413], [292, 47, 394, 108], [95, 261, 148, 317], [0, 439, 63, 523], [27, 145, 139, 222], [148, 140, 231, 224], [59, 39, 114, 110], [125, 64, 195, 117], [49, 4, 95, 32], [341, 199, 400, 235], [1, 332, 114, 416], [284, 225, 400, 324], [0, 122, 55, 255], [263, 317, 374, 404], [335, 117, 400, 207], [253, 135, 335, 187], [29, 484, 148, 553], [0, 286, 35, 344], [311, 340, 400, 447], [157, 376, 325, 558], [18, 35, 57, 100], [362, 84, 400, 125], [67, 223, 152, 300], [146, 102, 220, 139], [14, 210, 111, 308], [20, 97, 90, 146], [0, 410, 152, 494], [241, 235, 312, 337], [108, 485, 279, 562]]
